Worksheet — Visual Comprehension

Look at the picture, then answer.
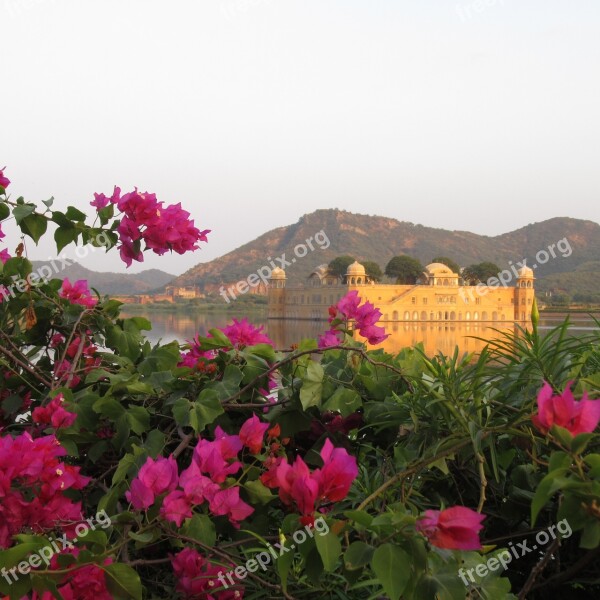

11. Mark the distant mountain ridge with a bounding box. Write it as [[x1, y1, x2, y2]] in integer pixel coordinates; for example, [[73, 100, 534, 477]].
[[31, 261, 175, 296], [170, 210, 600, 299]]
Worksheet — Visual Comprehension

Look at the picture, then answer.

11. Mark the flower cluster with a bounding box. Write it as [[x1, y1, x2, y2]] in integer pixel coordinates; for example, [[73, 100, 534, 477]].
[[30, 548, 112, 599], [261, 438, 358, 525], [319, 290, 388, 347], [179, 318, 274, 369], [32, 393, 77, 429], [91, 186, 210, 267], [532, 381, 600, 436], [0, 432, 89, 548], [416, 505, 485, 551], [171, 547, 243, 599], [126, 416, 271, 529], [59, 278, 97, 308]]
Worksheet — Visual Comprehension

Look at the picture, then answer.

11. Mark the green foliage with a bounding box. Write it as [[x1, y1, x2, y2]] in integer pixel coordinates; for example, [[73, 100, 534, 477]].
[[327, 255, 355, 279], [463, 261, 502, 284], [361, 260, 383, 282], [384, 255, 424, 284]]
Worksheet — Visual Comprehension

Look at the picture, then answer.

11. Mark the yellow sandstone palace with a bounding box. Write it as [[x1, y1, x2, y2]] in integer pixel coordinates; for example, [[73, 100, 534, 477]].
[[268, 261, 535, 322]]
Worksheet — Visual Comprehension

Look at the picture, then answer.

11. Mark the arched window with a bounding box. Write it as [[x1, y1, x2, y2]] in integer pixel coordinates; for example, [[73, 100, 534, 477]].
[[482, 311, 488, 321], [466, 312, 471, 320], [392, 311, 399, 320], [357, 277, 362, 284], [450, 311, 456, 320], [413, 311, 418, 320], [421, 311, 427, 320], [404, 311, 410, 320], [474, 311, 479, 320], [443, 278, 449, 286]]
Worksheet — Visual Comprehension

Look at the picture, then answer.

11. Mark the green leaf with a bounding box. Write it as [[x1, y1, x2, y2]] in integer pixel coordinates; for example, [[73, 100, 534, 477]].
[[344, 541, 374, 571], [244, 479, 275, 505], [65, 205, 87, 222], [12, 203, 35, 224], [54, 226, 79, 253], [172, 398, 191, 427], [182, 514, 216, 547], [20, 214, 48, 244], [103, 563, 143, 600], [322, 387, 362, 417], [276, 541, 295, 593], [371, 544, 411, 600], [300, 361, 324, 410], [314, 530, 341, 572], [189, 389, 224, 433], [0, 202, 9, 220]]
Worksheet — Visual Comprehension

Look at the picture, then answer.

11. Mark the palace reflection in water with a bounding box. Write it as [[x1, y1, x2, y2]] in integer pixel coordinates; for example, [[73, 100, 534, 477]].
[[124, 311, 523, 356]]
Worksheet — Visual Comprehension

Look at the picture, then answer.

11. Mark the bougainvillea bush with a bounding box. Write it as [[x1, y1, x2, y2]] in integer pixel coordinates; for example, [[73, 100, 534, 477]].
[[1, 169, 600, 599]]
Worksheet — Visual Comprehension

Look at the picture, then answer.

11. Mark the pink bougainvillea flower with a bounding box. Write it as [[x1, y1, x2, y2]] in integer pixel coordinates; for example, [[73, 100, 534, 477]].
[[239, 415, 270, 454], [137, 455, 179, 495], [324, 290, 389, 346], [317, 329, 342, 349], [192, 429, 243, 484], [125, 477, 155, 510], [276, 456, 320, 517], [209, 486, 254, 527], [416, 506, 485, 550], [171, 548, 244, 599], [31, 394, 77, 429], [0, 223, 5, 239], [313, 439, 359, 502], [0, 168, 10, 189], [0, 248, 10, 264], [91, 185, 121, 209], [59, 278, 98, 308], [179, 462, 220, 505], [160, 490, 194, 526], [220, 318, 273, 348], [532, 381, 600, 436]]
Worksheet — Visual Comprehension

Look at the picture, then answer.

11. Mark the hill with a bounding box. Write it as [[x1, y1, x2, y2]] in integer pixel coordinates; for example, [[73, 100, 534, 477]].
[[169, 210, 600, 300], [31, 261, 175, 296]]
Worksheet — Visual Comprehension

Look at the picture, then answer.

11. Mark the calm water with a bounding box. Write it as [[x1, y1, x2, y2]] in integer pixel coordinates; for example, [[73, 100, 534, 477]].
[[122, 311, 599, 356]]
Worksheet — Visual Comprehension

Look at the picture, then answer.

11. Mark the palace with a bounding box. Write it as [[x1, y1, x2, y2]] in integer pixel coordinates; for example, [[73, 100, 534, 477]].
[[267, 261, 535, 323]]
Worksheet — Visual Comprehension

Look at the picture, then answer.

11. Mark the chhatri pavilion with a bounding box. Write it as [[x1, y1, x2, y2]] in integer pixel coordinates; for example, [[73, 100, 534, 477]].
[[267, 261, 535, 322]]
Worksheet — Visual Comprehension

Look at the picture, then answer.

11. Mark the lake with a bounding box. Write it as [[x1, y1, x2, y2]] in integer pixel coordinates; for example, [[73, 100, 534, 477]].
[[121, 310, 600, 355]]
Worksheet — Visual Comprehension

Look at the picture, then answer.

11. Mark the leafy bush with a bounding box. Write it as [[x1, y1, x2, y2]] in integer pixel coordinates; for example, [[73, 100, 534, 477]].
[[1, 170, 600, 599]]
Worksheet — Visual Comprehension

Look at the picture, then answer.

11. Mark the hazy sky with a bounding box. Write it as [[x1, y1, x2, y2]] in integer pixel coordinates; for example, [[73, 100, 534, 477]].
[[2, 0, 599, 276]]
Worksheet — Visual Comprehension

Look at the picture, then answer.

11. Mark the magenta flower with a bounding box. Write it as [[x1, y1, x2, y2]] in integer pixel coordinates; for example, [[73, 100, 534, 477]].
[[325, 290, 389, 345], [313, 439, 359, 502], [0, 168, 10, 189], [416, 506, 485, 550], [239, 415, 270, 454], [125, 478, 154, 510], [160, 490, 193, 526], [276, 456, 320, 516], [0, 249, 9, 264], [31, 394, 77, 429], [192, 428, 243, 483], [317, 329, 342, 349], [91, 185, 121, 209], [532, 381, 600, 436], [220, 318, 274, 348], [137, 455, 179, 496], [179, 463, 219, 504], [59, 278, 98, 308], [209, 486, 254, 526]]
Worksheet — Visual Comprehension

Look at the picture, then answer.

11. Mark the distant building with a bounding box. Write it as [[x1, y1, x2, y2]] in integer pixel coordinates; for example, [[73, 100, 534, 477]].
[[268, 261, 535, 322]]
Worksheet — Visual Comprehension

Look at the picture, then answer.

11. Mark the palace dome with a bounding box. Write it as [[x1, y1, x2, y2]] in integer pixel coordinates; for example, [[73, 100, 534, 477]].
[[346, 261, 366, 276], [424, 262, 457, 276], [270, 267, 287, 279], [517, 266, 534, 278]]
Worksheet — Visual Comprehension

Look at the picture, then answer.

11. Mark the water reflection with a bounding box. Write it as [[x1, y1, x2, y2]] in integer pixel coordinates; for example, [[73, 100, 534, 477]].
[[123, 310, 537, 355]]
